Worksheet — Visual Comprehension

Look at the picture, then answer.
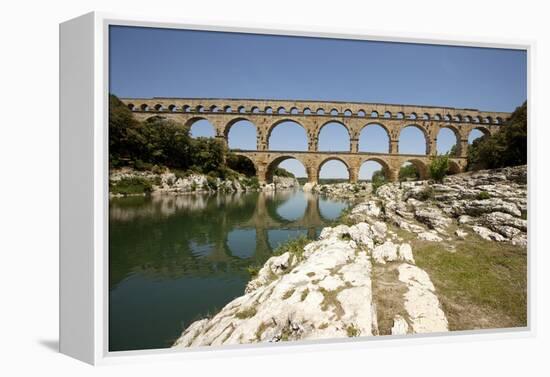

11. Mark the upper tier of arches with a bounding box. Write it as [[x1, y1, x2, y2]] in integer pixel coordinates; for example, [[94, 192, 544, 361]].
[[124, 98, 509, 125]]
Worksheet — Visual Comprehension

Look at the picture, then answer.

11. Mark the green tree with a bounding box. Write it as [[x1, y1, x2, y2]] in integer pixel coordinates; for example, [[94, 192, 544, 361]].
[[109, 94, 141, 166], [467, 102, 527, 170], [273, 167, 295, 178], [399, 164, 419, 181], [371, 169, 387, 192], [429, 153, 450, 182], [226, 154, 256, 177]]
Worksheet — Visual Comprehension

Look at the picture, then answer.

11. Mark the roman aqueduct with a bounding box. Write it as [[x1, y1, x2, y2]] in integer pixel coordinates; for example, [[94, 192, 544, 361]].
[[121, 97, 511, 183]]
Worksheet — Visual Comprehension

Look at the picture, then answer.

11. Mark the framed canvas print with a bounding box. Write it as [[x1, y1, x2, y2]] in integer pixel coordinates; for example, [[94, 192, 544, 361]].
[[59, 12, 532, 365]]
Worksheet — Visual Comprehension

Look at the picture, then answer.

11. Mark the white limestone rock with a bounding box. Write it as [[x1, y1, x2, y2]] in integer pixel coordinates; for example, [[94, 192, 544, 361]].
[[398, 264, 448, 334], [397, 243, 415, 264], [372, 221, 388, 242], [391, 315, 409, 335], [372, 241, 398, 264], [472, 226, 506, 242], [417, 231, 443, 242], [173, 231, 376, 348], [455, 229, 468, 239]]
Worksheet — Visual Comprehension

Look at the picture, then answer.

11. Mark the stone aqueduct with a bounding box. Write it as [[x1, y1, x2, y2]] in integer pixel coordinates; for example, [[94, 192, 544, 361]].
[[121, 97, 511, 183]]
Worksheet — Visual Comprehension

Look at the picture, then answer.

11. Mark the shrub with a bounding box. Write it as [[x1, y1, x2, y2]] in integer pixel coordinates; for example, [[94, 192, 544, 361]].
[[273, 235, 310, 262], [399, 164, 419, 181], [273, 167, 295, 178], [467, 102, 527, 171], [429, 154, 450, 182], [371, 169, 387, 193], [477, 191, 491, 200], [110, 177, 153, 195]]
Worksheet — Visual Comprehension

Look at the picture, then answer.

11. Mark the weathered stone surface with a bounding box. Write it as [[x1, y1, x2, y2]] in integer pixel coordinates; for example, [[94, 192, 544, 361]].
[[397, 243, 415, 264], [398, 264, 449, 334], [391, 315, 409, 335], [173, 229, 376, 347], [414, 207, 452, 231], [483, 212, 527, 232], [372, 241, 398, 264], [372, 221, 388, 242], [455, 229, 468, 239], [417, 231, 443, 242], [472, 226, 506, 242]]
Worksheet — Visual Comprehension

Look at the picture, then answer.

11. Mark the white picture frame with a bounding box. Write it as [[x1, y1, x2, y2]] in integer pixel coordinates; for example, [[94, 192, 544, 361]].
[[59, 11, 535, 365]]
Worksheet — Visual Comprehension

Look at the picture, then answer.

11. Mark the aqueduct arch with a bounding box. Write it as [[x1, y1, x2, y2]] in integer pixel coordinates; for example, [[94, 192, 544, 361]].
[[122, 97, 510, 183]]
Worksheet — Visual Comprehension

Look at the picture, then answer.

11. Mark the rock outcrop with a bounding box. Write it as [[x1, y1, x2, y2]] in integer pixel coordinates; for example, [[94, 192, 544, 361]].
[[173, 220, 447, 348], [350, 165, 527, 247], [110, 168, 301, 196]]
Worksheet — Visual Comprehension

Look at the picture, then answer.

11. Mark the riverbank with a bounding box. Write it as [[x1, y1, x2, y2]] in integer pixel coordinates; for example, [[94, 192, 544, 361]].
[[109, 167, 299, 197], [172, 165, 527, 347]]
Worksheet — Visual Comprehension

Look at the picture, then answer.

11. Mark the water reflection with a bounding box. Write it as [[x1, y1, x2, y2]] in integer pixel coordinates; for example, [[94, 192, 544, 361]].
[[109, 190, 349, 352]]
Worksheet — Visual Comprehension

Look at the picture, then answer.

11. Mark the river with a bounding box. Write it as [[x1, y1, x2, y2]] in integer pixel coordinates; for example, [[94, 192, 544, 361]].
[[109, 190, 350, 351]]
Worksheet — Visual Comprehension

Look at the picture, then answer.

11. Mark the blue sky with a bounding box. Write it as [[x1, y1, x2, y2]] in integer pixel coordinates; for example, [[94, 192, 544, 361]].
[[110, 26, 526, 179]]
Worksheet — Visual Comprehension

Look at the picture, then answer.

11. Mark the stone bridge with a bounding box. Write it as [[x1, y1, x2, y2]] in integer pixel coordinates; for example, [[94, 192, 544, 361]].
[[121, 97, 511, 183]]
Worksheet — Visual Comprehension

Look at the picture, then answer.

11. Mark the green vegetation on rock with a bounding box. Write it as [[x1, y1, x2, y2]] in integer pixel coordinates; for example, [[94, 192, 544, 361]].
[[467, 102, 527, 171], [429, 153, 450, 182], [109, 94, 252, 179]]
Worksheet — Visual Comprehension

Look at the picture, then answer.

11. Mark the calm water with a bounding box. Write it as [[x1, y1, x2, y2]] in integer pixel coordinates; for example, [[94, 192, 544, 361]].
[[109, 190, 349, 351]]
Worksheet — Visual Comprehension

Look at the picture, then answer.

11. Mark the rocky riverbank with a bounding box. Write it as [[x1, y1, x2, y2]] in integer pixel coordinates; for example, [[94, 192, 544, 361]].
[[172, 165, 527, 348], [109, 167, 299, 197]]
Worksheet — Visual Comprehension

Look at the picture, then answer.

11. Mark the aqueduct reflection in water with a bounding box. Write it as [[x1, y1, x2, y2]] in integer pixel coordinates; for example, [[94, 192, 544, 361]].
[[109, 191, 348, 288]]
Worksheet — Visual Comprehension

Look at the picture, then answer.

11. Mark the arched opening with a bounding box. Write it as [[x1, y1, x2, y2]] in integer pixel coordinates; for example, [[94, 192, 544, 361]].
[[303, 108, 312, 115], [359, 159, 390, 181], [423, 113, 430, 120], [463, 115, 472, 123], [266, 156, 307, 183], [210, 105, 220, 113], [238, 106, 246, 114], [468, 127, 490, 144], [251, 106, 260, 114], [447, 160, 461, 175], [400, 160, 428, 180], [290, 107, 299, 115], [197, 105, 205, 113], [189, 119, 216, 138], [316, 108, 325, 115], [318, 158, 350, 183], [330, 109, 339, 116], [357, 110, 366, 117], [227, 154, 257, 177], [168, 104, 177, 112], [409, 112, 417, 120], [371, 111, 379, 118], [268, 120, 308, 151], [140, 104, 149, 111], [277, 107, 287, 114], [433, 114, 441, 121], [359, 123, 390, 153], [183, 105, 191, 113], [227, 229, 256, 259], [318, 121, 351, 151], [398, 125, 428, 155], [344, 109, 352, 117], [436, 127, 459, 156], [396, 112, 404, 119], [265, 107, 273, 114], [224, 106, 232, 113], [127, 103, 135, 111], [227, 120, 257, 150], [154, 104, 164, 111], [384, 111, 392, 119]]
